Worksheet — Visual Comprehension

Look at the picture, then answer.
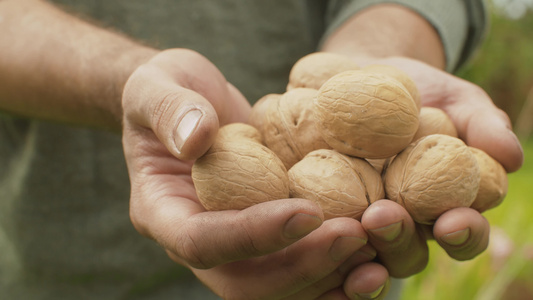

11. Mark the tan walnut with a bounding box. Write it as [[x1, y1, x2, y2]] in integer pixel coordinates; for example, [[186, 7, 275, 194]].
[[287, 52, 359, 90], [314, 69, 419, 159], [248, 93, 281, 131], [469, 147, 508, 212], [191, 123, 290, 211], [383, 134, 481, 224], [412, 107, 458, 142], [250, 88, 331, 169], [288, 149, 384, 220]]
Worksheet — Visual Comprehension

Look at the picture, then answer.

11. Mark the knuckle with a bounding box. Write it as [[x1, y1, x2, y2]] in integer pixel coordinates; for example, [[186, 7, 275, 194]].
[[173, 225, 213, 269], [149, 92, 181, 131], [237, 222, 263, 257]]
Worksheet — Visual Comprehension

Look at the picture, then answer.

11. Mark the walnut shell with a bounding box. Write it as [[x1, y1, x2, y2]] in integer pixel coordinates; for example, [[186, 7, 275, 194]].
[[192, 123, 289, 211], [362, 64, 421, 112], [288, 149, 384, 220], [248, 93, 281, 130], [254, 88, 331, 169], [412, 107, 458, 142], [314, 70, 419, 159], [287, 52, 359, 90], [469, 147, 508, 212], [366, 157, 393, 175], [383, 134, 480, 224]]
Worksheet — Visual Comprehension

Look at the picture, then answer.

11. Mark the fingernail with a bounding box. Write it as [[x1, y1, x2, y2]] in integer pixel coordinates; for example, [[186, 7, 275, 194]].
[[283, 213, 322, 239], [368, 221, 403, 242], [329, 237, 367, 262], [357, 284, 385, 299], [509, 128, 524, 154], [441, 228, 470, 246], [175, 109, 203, 153]]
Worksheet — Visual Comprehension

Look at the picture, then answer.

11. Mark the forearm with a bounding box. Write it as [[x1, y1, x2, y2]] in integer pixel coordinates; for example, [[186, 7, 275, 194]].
[[321, 4, 446, 70], [0, 0, 158, 131]]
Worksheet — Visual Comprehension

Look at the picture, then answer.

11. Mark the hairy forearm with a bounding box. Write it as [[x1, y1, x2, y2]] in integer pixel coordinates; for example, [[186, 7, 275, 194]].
[[321, 4, 446, 70], [0, 0, 158, 131]]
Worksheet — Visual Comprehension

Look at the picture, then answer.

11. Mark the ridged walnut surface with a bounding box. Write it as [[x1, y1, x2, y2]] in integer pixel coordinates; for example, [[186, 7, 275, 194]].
[[362, 64, 421, 112], [288, 149, 384, 220], [192, 123, 289, 211], [383, 134, 481, 224], [255, 88, 331, 169], [412, 107, 458, 142], [314, 70, 419, 159]]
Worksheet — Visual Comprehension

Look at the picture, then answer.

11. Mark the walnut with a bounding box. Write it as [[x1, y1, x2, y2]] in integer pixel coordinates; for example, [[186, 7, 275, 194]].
[[383, 134, 481, 224], [191, 123, 289, 211], [288, 149, 384, 220], [314, 70, 419, 158]]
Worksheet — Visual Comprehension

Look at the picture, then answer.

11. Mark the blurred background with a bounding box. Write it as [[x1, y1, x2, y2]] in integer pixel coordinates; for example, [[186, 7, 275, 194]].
[[400, 1, 533, 299]]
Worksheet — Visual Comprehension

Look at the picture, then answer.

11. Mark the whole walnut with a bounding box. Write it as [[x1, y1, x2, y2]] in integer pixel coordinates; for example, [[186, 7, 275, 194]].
[[412, 107, 458, 142], [251, 88, 331, 169], [383, 134, 481, 224], [314, 69, 419, 159], [288, 149, 384, 220], [287, 52, 359, 90], [469, 147, 508, 212], [191, 123, 290, 211]]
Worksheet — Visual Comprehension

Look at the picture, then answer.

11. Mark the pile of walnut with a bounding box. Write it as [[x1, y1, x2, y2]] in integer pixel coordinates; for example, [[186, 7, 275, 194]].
[[191, 52, 508, 225]]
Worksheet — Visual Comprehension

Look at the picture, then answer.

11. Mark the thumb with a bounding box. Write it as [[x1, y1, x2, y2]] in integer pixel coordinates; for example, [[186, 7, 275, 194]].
[[123, 67, 220, 160], [123, 60, 250, 161], [152, 88, 221, 161], [152, 198, 324, 269]]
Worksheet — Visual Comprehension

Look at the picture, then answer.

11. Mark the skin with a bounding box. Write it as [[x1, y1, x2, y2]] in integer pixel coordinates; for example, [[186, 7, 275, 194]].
[[0, 1, 524, 299]]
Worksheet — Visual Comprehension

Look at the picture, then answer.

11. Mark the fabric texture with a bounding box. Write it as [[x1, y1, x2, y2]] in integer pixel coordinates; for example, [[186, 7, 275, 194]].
[[322, 0, 487, 72], [0, 1, 487, 299]]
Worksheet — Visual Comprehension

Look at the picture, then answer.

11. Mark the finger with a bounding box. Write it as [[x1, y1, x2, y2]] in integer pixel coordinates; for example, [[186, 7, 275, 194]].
[[433, 207, 490, 261], [362, 200, 429, 278], [191, 217, 369, 299], [138, 196, 327, 269], [123, 53, 251, 161], [123, 66, 219, 161], [146, 49, 251, 126], [446, 85, 523, 172], [316, 288, 350, 300], [344, 262, 390, 300], [285, 244, 377, 300], [275, 217, 368, 295]]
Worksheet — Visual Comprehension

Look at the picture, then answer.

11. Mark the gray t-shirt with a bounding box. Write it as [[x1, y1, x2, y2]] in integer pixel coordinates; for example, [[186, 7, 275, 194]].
[[0, 1, 486, 299]]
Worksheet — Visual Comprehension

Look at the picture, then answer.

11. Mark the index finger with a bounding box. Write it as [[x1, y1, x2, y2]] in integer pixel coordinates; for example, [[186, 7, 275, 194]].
[[444, 83, 523, 172]]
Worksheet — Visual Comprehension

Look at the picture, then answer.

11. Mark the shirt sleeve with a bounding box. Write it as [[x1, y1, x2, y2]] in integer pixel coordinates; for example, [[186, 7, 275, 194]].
[[320, 0, 488, 73]]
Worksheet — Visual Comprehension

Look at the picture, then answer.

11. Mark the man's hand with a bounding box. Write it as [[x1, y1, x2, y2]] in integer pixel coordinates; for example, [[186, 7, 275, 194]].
[[354, 56, 522, 278], [121, 49, 389, 299], [318, 3, 524, 283], [371, 56, 523, 173]]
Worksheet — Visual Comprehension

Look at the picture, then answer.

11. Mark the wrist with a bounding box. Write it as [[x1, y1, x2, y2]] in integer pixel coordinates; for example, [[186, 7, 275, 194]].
[[321, 4, 445, 70]]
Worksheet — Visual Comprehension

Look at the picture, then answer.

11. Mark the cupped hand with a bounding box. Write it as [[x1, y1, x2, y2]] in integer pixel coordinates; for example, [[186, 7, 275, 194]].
[[121, 49, 388, 299], [356, 56, 522, 278], [369, 56, 524, 173]]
